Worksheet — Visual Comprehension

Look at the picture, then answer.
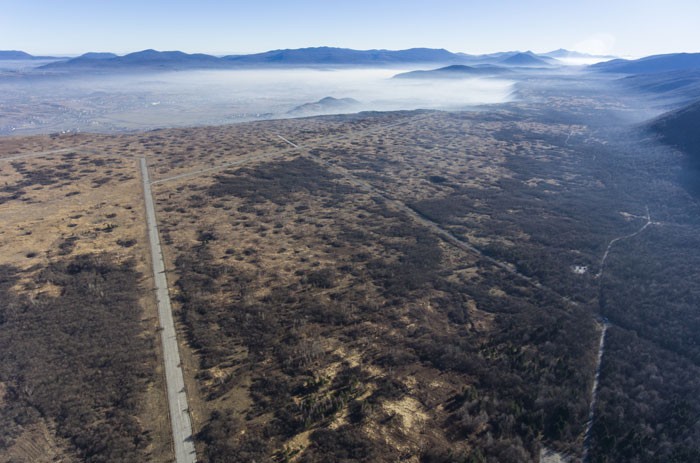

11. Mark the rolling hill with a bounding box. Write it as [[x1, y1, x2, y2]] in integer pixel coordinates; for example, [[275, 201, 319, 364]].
[[591, 53, 700, 74], [621, 70, 700, 103], [0, 50, 34, 60], [648, 99, 700, 194], [649, 99, 700, 156]]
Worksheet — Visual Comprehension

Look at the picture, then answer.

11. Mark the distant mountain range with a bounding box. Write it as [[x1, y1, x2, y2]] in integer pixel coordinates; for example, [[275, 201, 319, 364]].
[[0, 47, 600, 72], [0, 47, 625, 72], [591, 53, 700, 74], [11, 48, 700, 78], [36, 47, 474, 71]]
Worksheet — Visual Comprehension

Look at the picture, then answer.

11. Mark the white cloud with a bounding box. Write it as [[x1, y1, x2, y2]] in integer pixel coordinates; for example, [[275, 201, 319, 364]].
[[558, 57, 615, 66], [573, 33, 617, 56]]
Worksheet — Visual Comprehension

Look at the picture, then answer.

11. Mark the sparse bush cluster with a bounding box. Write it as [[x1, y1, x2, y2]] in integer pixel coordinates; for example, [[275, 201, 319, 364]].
[[207, 157, 353, 205], [0, 255, 156, 462], [166, 155, 600, 462]]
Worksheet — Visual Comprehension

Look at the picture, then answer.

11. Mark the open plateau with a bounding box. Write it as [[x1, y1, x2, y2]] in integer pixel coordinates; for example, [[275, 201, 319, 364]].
[[1, 46, 700, 463]]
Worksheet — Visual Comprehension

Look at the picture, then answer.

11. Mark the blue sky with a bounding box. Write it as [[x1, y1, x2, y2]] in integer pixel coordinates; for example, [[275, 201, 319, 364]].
[[2, 0, 698, 57]]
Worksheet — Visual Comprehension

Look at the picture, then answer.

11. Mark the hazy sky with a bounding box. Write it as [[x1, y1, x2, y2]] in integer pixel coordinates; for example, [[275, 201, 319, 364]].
[[2, 0, 698, 57]]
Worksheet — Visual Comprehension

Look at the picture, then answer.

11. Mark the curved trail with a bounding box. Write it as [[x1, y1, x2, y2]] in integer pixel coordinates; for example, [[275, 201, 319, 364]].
[[140, 158, 197, 463], [596, 206, 653, 279], [582, 205, 655, 461], [564, 130, 576, 146]]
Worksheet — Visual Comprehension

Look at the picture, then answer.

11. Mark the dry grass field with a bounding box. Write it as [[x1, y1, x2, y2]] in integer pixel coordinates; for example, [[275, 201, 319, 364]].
[[2, 99, 699, 462], [0, 136, 171, 462], [144, 111, 600, 462]]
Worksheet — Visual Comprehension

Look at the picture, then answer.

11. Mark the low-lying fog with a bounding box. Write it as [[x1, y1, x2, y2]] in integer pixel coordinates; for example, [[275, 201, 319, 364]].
[[0, 68, 514, 134]]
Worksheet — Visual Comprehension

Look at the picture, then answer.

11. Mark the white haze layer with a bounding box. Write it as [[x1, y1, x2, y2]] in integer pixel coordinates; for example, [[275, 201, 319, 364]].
[[556, 56, 615, 66], [162, 68, 514, 111], [0, 68, 514, 134]]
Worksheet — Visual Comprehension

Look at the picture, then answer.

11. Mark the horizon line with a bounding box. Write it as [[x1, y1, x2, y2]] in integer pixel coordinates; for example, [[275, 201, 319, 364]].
[[3, 45, 635, 59]]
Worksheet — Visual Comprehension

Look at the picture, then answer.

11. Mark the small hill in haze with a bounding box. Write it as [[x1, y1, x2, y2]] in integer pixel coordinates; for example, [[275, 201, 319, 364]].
[[117, 49, 220, 65], [591, 53, 700, 74], [543, 49, 583, 58], [454, 51, 556, 66], [499, 52, 554, 67], [393, 64, 510, 79], [49, 52, 119, 67], [542, 49, 612, 59], [79, 52, 118, 60], [288, 96, 360, 115]]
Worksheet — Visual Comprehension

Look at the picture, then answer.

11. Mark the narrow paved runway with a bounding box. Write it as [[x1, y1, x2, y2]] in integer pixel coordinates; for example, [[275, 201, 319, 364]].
[[582, 321, 609, 462], [0, 147, 72, 162], [140, 158, 197, 463]]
